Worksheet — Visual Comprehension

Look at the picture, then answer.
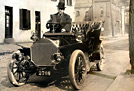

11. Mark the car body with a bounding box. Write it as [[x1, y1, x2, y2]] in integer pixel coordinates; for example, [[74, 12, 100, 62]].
[[7, 21, 104, 90]]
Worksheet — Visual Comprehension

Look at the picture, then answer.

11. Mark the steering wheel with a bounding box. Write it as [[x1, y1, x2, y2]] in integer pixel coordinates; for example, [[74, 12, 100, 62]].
[[46, 22, 61, 33]]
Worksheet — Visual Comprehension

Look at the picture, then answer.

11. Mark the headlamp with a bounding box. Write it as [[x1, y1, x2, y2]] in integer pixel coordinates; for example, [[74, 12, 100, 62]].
[[51, 53, 64, 64], [12, 52, 24, 61]]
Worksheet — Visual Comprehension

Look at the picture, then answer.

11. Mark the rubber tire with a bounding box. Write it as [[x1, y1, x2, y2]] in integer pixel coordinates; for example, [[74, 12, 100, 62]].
[[96, 45, 104, 71], [69, 50, 87, 90], [7, 59, 28, 86]]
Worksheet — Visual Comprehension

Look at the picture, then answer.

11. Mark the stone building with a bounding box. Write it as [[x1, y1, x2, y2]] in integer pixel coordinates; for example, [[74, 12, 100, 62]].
[[75, 0, 93, 22], [75, 0, 122, 36], [0, 0, 75, 43]]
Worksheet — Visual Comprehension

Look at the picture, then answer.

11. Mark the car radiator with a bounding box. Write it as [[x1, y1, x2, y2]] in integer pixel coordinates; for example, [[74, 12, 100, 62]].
[[31, 38, 58, 66]]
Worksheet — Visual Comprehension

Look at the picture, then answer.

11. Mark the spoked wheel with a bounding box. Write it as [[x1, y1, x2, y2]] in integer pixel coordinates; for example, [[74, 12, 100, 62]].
[[96, 45, 104, 71], [7, 59, 29, 86], [69, 50, 87, 90]]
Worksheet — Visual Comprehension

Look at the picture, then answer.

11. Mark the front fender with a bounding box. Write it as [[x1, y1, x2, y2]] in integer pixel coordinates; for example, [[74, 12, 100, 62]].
[[18, 48, 30, 56]]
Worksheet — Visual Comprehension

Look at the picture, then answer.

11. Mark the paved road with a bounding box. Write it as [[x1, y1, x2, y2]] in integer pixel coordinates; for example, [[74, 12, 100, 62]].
[[0, 35, 130, 91]]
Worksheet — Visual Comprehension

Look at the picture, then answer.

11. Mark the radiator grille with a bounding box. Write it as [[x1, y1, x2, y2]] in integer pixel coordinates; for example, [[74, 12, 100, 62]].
[[31, 39, 58, 66]]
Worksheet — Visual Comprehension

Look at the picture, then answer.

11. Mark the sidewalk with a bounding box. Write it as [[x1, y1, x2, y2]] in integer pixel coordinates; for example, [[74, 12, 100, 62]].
[[0, 43, 32, 55], [104, 35, 134, 91], [106, 72, 134, 91]]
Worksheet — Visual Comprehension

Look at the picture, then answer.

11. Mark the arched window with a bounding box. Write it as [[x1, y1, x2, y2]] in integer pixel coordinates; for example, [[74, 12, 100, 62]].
[[100, 7, 104, 17], [76, 11, 80, 17]]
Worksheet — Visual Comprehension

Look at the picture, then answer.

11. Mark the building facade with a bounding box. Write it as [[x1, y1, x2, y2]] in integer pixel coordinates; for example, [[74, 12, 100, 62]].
[[75, 0, 122, 36], [75, 0, 93, 22], [0, 0, 75, 43]]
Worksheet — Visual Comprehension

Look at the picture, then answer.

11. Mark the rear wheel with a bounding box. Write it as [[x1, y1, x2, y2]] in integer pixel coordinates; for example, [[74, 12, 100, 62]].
[[69, 50, 87, 90], [7, 59, 29, 86], [96, 45, 104, 71]]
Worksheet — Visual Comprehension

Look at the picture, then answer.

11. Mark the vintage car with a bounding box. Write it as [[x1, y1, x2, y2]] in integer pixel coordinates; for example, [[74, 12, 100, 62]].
[[7, 21, 104, 90]]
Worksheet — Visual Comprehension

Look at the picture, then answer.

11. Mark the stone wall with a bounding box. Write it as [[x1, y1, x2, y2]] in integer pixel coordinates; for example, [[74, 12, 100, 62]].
[[75, 0, 92, 22]]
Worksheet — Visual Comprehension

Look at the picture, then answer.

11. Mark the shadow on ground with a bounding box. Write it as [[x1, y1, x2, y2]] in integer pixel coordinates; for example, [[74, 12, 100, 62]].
[[1, 72, 75, 91], [33, 76, 74, 90]]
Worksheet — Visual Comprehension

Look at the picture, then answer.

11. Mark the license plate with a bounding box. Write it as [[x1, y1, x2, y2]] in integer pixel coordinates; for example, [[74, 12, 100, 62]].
[[37, 70, 51, 76]]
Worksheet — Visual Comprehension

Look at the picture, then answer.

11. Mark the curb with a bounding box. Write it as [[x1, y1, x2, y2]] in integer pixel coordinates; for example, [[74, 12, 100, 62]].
[[106, 74, 134, 91], [0, 43, 32, 56], [0, 51, 14, 55]]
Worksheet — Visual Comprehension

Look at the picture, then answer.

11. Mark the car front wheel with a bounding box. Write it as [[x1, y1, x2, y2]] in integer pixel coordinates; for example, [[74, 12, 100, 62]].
[[7, 59, 29, 86]]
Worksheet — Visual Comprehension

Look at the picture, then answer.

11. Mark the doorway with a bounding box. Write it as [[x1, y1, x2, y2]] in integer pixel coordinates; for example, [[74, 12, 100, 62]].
[[5, 6, 13, 38], [35, 11, 41, 38]]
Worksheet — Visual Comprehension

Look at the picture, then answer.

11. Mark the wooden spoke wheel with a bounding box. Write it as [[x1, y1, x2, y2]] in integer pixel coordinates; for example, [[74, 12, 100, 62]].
[[7, 59, 29, 86]]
